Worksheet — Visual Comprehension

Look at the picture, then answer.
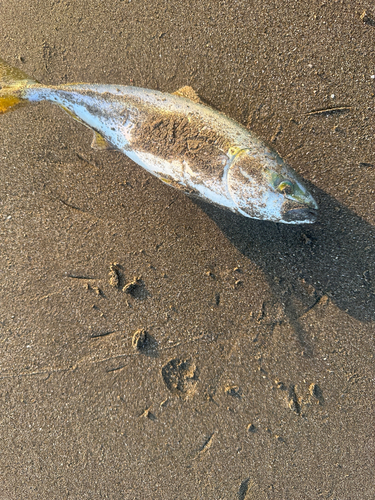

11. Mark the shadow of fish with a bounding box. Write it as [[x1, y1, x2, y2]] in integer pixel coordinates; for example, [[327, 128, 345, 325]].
[[195, 183, 375, 325], [0, 58, 317, 224]]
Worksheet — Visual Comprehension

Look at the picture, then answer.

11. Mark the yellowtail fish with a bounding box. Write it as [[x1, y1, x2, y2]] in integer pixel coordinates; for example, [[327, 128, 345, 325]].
[[0, 58, 318, 223]]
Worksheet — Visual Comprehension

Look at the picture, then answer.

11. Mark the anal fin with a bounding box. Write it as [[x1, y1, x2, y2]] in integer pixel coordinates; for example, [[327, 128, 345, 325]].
[[91, 130, 115, 151]]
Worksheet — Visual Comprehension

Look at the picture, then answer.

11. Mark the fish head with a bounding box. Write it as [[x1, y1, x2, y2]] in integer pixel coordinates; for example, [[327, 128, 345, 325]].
[[227, 149, 318, 224]]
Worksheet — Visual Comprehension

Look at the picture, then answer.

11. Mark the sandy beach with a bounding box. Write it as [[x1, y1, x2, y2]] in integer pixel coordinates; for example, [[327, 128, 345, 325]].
[[0, 1, 374, 498]]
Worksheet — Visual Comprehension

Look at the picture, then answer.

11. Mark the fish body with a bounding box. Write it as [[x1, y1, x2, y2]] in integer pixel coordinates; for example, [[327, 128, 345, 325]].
[[0, 58, 318, 223]]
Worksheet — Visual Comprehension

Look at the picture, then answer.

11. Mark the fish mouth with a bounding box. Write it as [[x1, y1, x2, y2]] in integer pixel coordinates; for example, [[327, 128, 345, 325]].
[[282, 201, 318, 223]]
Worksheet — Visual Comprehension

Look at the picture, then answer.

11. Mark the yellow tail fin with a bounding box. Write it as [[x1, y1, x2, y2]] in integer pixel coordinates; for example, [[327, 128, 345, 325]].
[[0, 58, 38, 114]]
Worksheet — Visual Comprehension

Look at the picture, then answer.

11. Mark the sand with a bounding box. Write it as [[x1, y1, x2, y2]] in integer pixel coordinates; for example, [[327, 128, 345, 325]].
[[0, 0, 374, 498]]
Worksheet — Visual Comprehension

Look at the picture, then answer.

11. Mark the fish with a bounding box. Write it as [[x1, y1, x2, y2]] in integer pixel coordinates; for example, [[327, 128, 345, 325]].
[[0, 58, 318, 223]]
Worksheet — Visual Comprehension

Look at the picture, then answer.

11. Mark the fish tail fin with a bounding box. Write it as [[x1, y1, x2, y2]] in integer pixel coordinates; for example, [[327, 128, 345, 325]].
[[0, 58, 39, 114]]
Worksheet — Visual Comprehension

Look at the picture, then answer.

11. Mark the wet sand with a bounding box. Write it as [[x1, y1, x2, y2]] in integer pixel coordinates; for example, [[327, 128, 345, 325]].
[[0, 1, 374, 498]]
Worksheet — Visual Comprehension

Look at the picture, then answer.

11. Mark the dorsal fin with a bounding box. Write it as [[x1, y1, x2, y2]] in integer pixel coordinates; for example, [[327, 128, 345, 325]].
[[172, 86, 204, 105]]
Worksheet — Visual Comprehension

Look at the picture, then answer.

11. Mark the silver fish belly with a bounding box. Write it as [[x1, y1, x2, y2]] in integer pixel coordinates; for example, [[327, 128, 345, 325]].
[[0, 57, 318, 223]]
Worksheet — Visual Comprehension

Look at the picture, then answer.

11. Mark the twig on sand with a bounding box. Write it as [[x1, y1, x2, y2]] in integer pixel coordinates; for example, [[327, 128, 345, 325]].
[[305, 106, 351, 116]]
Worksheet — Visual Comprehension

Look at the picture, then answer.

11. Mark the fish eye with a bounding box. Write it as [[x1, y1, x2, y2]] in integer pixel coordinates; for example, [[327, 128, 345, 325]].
[[277, 180, 294, 195]]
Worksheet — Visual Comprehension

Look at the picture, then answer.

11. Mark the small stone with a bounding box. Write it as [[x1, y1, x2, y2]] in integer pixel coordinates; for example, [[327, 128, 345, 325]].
[[225, 385, 242, 398], [132, 328, 148, 350], [360, 10, 372, 24], [275, 380, 286, 390], [309, 383, 324, 404], [109, 263, 121, 288], [141, 408, 156, 421], [123, 276, 142, 296], [247, 423, 256, 433], [301, 233, 312, 245], [318, 295, 329, 306], [288, 385, 301, 414], [234, 279, 243, 289]]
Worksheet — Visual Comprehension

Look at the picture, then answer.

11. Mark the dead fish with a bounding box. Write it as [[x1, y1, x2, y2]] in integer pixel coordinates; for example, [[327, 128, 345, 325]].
[[0, 58, 318, 223]]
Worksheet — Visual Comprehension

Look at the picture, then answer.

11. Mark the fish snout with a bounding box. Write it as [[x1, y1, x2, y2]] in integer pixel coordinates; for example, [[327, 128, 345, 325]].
[[281, 200, 318, 224]]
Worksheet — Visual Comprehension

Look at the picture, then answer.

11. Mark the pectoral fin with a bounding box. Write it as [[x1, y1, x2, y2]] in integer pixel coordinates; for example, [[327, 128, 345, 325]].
[[172, 86, 204, 105], [91, 130, 115, 151]]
